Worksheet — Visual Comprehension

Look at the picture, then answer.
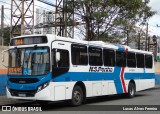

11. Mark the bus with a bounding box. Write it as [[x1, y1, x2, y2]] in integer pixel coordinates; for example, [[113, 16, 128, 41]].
[[2, 34, 155, 106]]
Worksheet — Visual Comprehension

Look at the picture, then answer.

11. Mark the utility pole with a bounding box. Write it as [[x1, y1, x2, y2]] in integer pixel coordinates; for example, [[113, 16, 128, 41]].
[[21, 0, 25, 35], [145, 23, 148, 51], [1, 5, 4, 46], [126, 28, 129, 46], [148, 36, 150, 51], [138, 32, 141, 50]]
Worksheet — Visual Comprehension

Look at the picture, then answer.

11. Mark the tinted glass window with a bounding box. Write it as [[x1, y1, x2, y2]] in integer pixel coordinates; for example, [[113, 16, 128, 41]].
[[145, 55, 153, 68], [127, 52, 136, 68], [89, 47, 102, 66], [71, 44, 88, 65], [53, 49, 69, 67], [136, 54, 144, 68], [116, 51, 126, 67], [103, 49, 115, 66], [8, 47, 50, 76]]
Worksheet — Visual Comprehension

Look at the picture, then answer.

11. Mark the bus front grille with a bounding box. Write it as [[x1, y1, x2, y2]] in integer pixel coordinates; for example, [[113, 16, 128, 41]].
[[9, 78, 39, 84]]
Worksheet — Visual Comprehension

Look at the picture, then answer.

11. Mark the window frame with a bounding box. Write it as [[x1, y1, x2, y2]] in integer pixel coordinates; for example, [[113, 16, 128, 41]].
[[136, 53, 145, 68], [71, 44, 88, 65], [145, 54, 153, 69], [103, 48, 115, 67], [89, 46, 103, 66], [52, 48, 70, 68], [127, 52, 136, 68], [116, 51, 126, 67]]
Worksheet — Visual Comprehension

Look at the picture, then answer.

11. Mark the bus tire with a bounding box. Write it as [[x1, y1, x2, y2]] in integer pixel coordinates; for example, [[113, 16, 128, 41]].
[[70, 85, 83, 106], [127, 82, 136, 98]]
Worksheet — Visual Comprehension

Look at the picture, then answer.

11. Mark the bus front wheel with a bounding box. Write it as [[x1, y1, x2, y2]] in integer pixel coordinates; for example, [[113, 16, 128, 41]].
[[127, 82, 136, 98], [70, 85, 83, 106]]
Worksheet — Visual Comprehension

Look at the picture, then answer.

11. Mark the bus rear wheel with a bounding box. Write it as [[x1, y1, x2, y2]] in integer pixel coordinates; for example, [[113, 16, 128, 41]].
[[70, 85, 83, 106], [127, 82, 136, 98]]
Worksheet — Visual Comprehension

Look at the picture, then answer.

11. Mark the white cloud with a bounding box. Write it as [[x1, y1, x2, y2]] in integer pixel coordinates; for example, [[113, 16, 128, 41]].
[[148, 0, 160, 25], [148, 0, 160, 36]]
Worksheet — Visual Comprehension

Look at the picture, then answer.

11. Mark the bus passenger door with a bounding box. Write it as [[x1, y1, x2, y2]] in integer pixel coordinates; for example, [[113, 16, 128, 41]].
[[52, 49, 70, 78]]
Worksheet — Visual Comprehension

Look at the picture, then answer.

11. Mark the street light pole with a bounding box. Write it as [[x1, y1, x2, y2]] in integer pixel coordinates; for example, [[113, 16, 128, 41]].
[[138, 31, 141, 50], [126, 28, 129, 46], [145, 23, 148, 51], [1, 5, 4, 46]]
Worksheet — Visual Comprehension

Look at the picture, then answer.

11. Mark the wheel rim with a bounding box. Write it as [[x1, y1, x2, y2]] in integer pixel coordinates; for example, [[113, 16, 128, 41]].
[[73, 91, 81, 103], [130, 86, 135, 96]]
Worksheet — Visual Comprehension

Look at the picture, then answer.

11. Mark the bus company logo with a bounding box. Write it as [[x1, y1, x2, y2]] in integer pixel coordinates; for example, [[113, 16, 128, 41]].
[[2, 106, 11, 111], [89, 66, 113, 73]]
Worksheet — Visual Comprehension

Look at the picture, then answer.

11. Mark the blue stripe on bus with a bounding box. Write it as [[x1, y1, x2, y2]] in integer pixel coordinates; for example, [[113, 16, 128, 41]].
[[113, 67, 123, 94], [53, 72, 155, 82], [53, 70, 154, 94], [7, 71, 155, 93]]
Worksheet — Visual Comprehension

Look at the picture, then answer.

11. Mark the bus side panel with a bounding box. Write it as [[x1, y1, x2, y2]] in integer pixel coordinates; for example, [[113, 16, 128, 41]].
[[138, 79, 155, 91], [49, 82, 76, 101], [84, 81, 117, 97]]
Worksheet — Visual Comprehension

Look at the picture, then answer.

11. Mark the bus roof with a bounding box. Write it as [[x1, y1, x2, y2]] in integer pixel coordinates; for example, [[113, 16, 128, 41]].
[[12, 34, 153, 55]]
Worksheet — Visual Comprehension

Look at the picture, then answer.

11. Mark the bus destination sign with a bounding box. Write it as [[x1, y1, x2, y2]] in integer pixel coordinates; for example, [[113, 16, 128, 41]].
[[10, 36, 48, 46]]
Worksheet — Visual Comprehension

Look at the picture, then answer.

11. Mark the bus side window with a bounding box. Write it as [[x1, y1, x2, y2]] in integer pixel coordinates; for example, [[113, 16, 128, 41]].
[[145, 55, 153, 68], [127, 52, 136, 68], [103, 49, 115, 66], [71, 44, 88, 65], [116, 51, 126, 67], [52, 49, 69, 77], [89, 47, 102, 66], [136, 53, 144, 68]]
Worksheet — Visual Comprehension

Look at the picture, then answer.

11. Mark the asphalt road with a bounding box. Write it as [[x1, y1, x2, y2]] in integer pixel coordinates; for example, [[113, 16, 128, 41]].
[[0, 87, 160, 113]]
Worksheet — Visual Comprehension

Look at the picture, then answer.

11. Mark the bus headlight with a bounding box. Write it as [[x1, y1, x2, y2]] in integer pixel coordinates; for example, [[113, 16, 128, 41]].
[[37, 82, 50, 92]]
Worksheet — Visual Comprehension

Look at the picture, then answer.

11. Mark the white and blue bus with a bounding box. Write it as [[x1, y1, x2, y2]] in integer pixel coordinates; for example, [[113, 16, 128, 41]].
[[2, 34, 155, 106]]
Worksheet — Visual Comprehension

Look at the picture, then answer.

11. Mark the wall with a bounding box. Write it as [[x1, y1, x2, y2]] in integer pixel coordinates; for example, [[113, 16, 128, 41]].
[[0, 46, 8, 74], [0, 74, 7, 95], [155, 62, 160, 74], [155, 75, 160, 84], [0, 46, 8, 95], [155, 62, 160, 85]]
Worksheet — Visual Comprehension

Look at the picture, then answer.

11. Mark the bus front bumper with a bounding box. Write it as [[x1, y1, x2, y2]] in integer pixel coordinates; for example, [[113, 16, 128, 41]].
[[6, 85, 52, 101]]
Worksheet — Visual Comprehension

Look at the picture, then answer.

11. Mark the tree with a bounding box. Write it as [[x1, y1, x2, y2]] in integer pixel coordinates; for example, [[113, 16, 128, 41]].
[[73, 0, 156, 41], [4, 27, 10, 46], [0, 27, 10, 46]]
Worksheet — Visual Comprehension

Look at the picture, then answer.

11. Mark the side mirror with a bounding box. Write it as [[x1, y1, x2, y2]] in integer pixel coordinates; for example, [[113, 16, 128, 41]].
[[1, 49, 9, 68], [56, 52, 60, 62]]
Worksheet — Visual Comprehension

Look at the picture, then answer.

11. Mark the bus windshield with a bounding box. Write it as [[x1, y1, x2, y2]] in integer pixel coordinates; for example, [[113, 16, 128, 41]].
[[8, 47, 50, 76]]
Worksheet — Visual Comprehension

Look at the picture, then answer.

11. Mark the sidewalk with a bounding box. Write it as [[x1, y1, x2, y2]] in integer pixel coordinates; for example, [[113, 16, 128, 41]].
[[0, 96, 30, 106], [154, 85, 160, 88]]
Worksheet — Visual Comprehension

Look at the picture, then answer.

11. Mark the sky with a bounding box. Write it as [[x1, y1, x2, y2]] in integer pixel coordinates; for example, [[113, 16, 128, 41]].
[[0, 0, 160, 36], [148, 0, 160, 36]]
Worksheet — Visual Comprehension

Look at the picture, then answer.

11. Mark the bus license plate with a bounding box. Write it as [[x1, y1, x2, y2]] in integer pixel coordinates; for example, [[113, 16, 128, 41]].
[[18, 93, 26, 97]]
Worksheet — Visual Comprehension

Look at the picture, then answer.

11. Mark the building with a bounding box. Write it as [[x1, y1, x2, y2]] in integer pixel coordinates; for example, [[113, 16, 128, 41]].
[[35, 9, 55, 34]]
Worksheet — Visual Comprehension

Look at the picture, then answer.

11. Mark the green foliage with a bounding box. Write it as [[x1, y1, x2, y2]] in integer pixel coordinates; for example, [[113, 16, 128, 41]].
[[73, 0, 156, 42], [4, 27, 10, 46], [0, 27, 10, 46]]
